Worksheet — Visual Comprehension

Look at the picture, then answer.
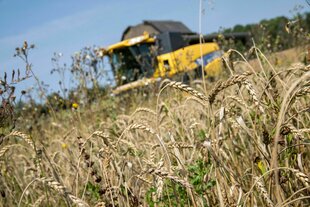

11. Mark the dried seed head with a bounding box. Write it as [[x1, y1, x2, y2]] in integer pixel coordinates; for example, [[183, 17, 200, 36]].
[[95, 176, 102, 183], [262, 129, 271, 145], [84, 154, 90, 160], [280, 126, 291, 136], [23, 41, 28, 50]]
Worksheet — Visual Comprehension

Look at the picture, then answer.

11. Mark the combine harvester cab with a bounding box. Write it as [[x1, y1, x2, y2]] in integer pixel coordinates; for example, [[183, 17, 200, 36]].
[[101, 20, 249, 95]]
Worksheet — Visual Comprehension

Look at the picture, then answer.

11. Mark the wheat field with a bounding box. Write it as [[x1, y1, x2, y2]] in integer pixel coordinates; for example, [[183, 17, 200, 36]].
[[0, 46, 309, 206]]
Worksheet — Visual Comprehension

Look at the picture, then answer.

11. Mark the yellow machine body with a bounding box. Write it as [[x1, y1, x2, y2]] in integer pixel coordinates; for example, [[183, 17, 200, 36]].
[[104, 31, 223, 94], [154, 42, 222, 78]]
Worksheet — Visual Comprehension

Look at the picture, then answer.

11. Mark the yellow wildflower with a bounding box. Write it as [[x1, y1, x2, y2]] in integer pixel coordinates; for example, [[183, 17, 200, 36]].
[[254, 157, 267, 175], [72, 103, 79, 109], [61, 143, 68, 149]]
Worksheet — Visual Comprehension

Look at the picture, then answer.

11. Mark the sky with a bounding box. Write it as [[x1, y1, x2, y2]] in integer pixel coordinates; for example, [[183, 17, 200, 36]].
[[0, 0, 309, 98]]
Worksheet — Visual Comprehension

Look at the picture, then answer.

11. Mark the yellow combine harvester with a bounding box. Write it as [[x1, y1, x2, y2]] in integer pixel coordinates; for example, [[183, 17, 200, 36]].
[[101, 20, 249, 94]]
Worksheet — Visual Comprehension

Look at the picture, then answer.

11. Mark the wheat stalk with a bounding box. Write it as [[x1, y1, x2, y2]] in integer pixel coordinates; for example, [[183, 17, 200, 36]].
[[136, 175, 152, 185], [291, 128, 310, 134], [242, 80, 265, 113], [167, 142, 194, 149], [32, 195, 45, 207], [285, 124, 305, 140], [77, 136, 103, 185], [40, 177, 89, 207], [254, 176, 274, 207], [208, 71, 252, 104], [155, 176, 164, 200], [295, 86, 310, 97], [9, 131, 35, 149], [226, 95, 249, 109], [98, 146, 112, 169], [131, 107, 157, 116], [127, 123, 156, 135], [0, 145, 13, 157], [93, 131, 117, 151], [94, 202, 106, 207], [165, 80, 208, 102], [291, 169, 309, 187], [147, 167, 192, 189]]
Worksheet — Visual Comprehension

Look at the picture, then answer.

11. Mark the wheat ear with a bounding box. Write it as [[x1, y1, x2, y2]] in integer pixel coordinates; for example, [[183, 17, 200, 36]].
[[32, 195, 45, 207], [165, 80, 208, 102], [40, 177, 89, 207], [147, 167, 192, 189], [254, 176, 274, 207], [291, 169, 309, 187], [242, 80, 265, 113], [208, 71, 252, 104], [0, 145, 13, 157], [9, 131, 35, 149]]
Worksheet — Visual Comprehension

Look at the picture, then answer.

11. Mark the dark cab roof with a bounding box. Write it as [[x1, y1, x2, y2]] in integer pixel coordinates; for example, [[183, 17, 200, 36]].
[[121, 20, 193, 40]]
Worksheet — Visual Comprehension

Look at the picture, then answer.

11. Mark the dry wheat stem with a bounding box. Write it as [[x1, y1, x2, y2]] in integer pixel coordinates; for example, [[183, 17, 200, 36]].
[[276, 186, 310, 207], [280, 196, 310, 207], [230, 48, 265, 79], [252, 45, 286, 87], [271, 71, 310, 203], [18, 179, 39, 207], [242, 167, 307, 206]]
